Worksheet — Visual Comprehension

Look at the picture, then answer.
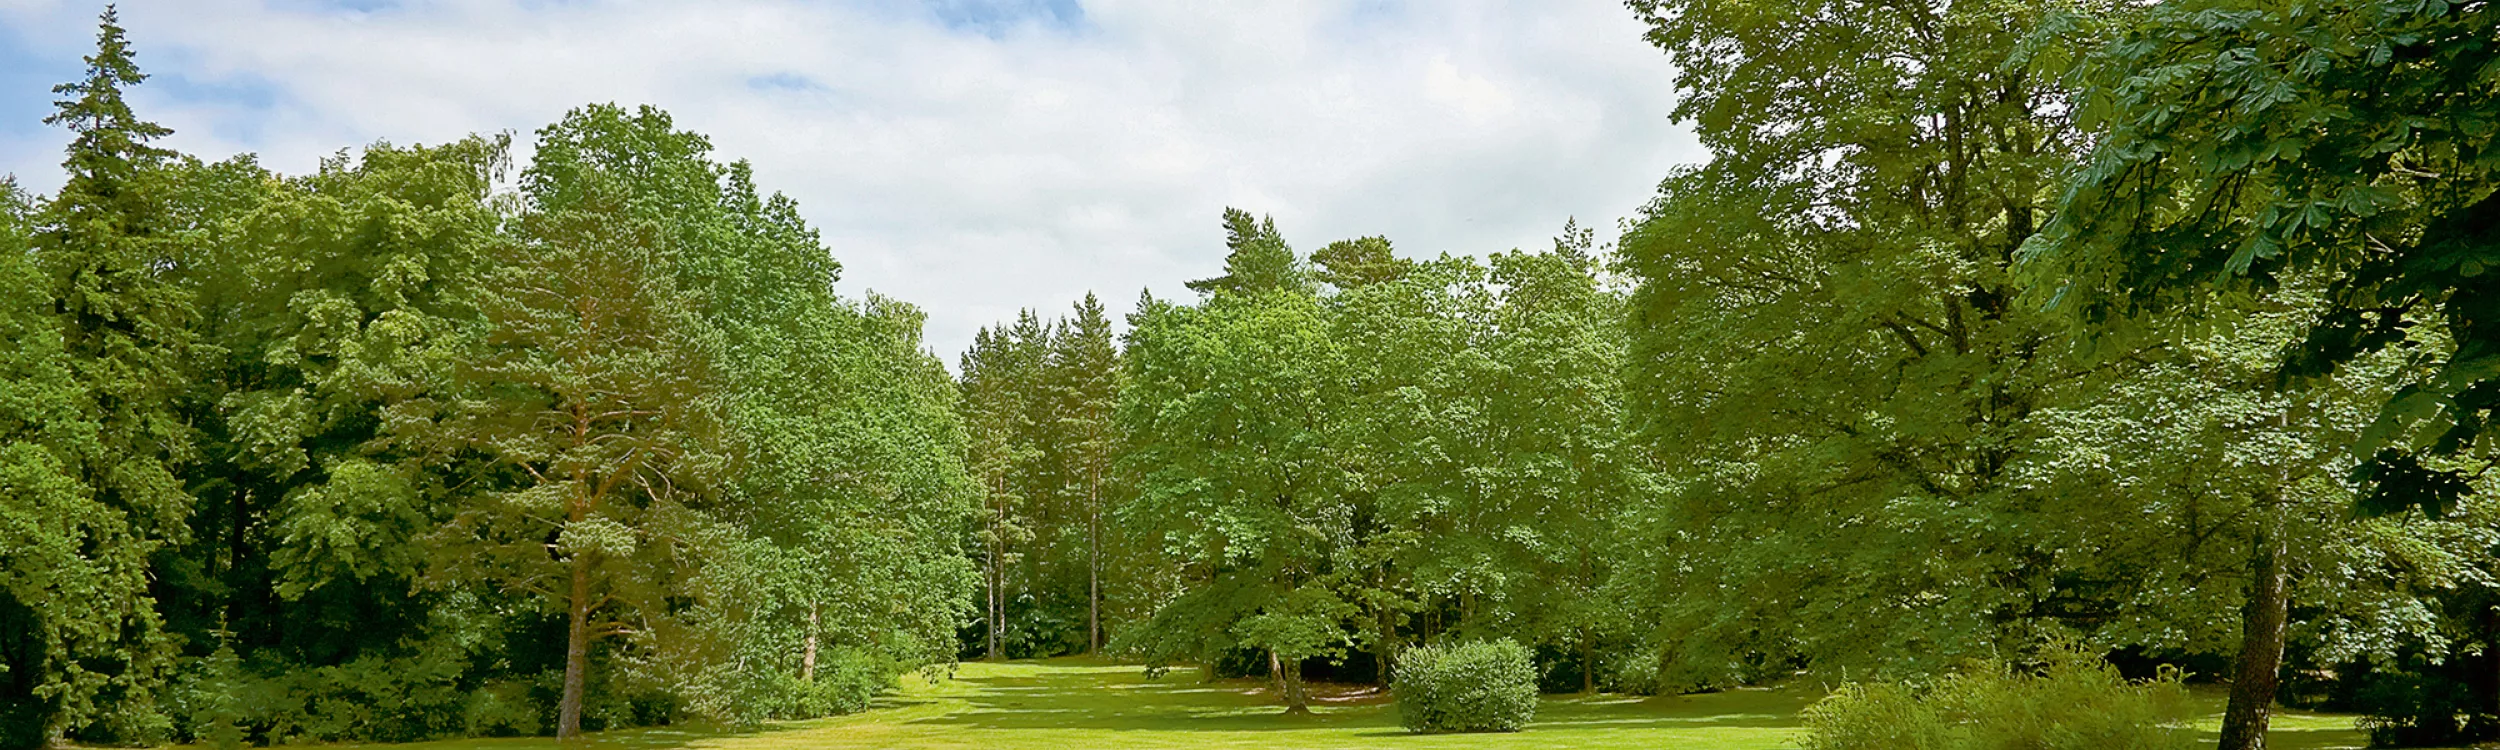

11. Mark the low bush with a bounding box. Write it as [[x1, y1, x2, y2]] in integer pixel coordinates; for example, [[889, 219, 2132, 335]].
[[1799, 643, 2197, 750], [755, 648, 886, 721], [1393, 639, 1538, 733]]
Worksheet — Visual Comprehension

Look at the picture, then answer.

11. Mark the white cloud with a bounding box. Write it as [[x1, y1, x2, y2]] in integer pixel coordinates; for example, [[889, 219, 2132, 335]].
[[0, 0, 1703, 362]]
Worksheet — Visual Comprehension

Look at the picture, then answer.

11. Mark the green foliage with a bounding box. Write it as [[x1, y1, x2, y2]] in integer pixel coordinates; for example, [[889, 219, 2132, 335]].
[[1797, 646, 2196, 750], [1185, 208, 1309, 297], [10, 23, 973, 738], [11, 0, 2495, 741], [1110, 211, 1643, 703], [1613, 0, 2126, 680], [1393, 639, 1539, 733], [1310, 236, 1409, 290], [225, 651, 480, 742], [2019, 0, 2500, 736], [2023, 0, 2500, 512], [0, 177, 96, 750], [4, 8, 199, 743], [175, 644, 244, 750], [1115, 264, 1352, 706], [755, 648, 885, 721]]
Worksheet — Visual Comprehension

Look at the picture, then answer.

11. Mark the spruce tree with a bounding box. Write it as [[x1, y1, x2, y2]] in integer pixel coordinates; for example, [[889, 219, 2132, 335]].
[[9, 7, 192, 744]]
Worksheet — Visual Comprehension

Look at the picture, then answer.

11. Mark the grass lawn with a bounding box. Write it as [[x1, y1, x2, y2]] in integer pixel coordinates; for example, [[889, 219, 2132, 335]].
[[317, 658, 2394, 750]]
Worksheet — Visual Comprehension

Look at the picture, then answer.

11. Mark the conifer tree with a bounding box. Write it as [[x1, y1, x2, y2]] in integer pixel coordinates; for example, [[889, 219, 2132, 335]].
[[1048, 294, 1121, 653], [440, 166, 720, 740], [1186, 208, 1307, 297], [8, 8, 192, 743], [1310, 236, 1408, 290], [960, 319, 1044, 658]]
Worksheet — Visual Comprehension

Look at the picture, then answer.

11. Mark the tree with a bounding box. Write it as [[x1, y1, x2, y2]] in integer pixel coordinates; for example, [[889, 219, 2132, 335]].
[[959, 316, 1046, 659], [7, 9, 196, 742], [1470, 236, 1644, 692], [1318, 226, 1643, 691], [2022, 0, 2497, 522], [1616, 0, 2116, 681], [0, 176, 136, 750], [1048, 294, 1122, 654], [1117, 215, 1352, 712], [2022, 0, 2500, 742], [1314, 254, 1481, 682], [158, 136, 504, 742], [1186, 208, 1308, 297], [440, 170, 721, 740], [1311, 236, 1410, 290]]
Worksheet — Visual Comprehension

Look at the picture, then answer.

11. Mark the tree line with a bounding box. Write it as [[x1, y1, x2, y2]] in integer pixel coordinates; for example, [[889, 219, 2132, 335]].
[[962, 0, 2500, 748], [6, 10, 971, 747], [4, 0, 2496, 748]]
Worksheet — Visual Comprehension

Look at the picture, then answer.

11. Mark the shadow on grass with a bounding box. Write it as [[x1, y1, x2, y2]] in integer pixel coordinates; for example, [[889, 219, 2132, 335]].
[[908, 660, 1813, 734], [322, 722, 809, 750]]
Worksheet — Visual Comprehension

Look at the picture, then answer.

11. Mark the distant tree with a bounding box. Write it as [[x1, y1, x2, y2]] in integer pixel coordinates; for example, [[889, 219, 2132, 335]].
[[1311, 236, 1410, 290], [1472, 235, 1644, 693], [1186, 208, 1309, 297], [960, 315, 1046, 659], [1318, 254, 1480, 682], [1327, 226, 1642, 691], [1048, 294, 1123, 654]]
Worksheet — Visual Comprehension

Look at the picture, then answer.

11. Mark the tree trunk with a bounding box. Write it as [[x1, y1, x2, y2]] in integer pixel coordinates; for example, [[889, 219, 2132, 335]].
[[227, 487, 250, 629], [1580, 633, 1597, 694], [557, 554, 592, 740], [986, 536, 1003, 660], [1374, 608, 1397, 687], [1273, 650, 1312, 715], [2218, 500, 2288, 750], [1088, 466, 1102, 655], [802, 603, 820, 682], [2479, 605, 2500, 740], [987, 478, 1005, 661], [1268, 649, 1286, 694]]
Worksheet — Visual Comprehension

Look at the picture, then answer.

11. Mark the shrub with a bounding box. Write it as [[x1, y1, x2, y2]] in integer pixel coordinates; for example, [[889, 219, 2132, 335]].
[[1394, 639, 1539, 733], [755, 648, 886, 721], [1799, 644, 2197, 750]]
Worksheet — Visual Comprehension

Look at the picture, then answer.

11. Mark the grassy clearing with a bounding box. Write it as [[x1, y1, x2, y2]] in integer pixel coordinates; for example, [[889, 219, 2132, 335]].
[[313, 658, 2389, 750]]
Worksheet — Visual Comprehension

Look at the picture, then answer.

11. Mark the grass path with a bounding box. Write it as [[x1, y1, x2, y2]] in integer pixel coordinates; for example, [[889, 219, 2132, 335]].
[[338, 658, 2387, 750]]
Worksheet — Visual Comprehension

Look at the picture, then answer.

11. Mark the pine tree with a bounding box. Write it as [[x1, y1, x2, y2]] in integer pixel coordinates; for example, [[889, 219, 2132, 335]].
[[960, 320, 1044, 659], [1186, 208, 1307, 297], [1310, 236, 1408, 290], [1048, 294, 1121, 653]]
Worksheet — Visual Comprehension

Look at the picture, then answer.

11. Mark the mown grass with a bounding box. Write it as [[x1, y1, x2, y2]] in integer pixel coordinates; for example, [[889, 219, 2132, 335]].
[[313, 658, 2390, 750]]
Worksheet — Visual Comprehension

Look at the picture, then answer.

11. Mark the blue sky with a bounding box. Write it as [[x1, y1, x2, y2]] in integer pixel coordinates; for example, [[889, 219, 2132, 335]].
[[0, 0, 1701, 361]]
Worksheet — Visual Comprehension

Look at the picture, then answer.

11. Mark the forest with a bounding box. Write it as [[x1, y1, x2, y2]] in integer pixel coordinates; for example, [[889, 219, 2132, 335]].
[[1, 0, 2494, 749]]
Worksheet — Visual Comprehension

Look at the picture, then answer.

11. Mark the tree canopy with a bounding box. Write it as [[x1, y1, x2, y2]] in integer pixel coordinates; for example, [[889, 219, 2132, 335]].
[[7, 3, 2500, 748]]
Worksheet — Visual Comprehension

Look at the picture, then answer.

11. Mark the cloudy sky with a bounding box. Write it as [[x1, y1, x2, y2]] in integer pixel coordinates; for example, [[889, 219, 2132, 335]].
[[0, 0, 1704, 361]]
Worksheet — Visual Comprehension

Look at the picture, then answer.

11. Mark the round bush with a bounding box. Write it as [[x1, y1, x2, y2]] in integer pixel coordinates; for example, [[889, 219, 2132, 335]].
[[1394, 639, 1538, 733]]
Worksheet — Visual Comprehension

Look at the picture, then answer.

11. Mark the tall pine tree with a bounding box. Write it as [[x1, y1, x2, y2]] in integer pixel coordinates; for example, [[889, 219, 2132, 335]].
[[1047, 294, 1121, 653]]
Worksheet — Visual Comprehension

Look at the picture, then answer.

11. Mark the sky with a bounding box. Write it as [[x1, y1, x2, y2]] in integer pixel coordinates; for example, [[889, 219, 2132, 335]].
[[0, 0, 1705, 362]]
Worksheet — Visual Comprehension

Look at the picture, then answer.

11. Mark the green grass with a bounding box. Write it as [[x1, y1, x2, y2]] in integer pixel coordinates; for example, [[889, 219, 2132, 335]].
[[316, 658, 2393, 750]]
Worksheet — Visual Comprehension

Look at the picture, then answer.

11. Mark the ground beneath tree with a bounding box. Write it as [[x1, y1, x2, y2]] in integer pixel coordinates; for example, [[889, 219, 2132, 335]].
[[335, 658, 2389, 750]]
